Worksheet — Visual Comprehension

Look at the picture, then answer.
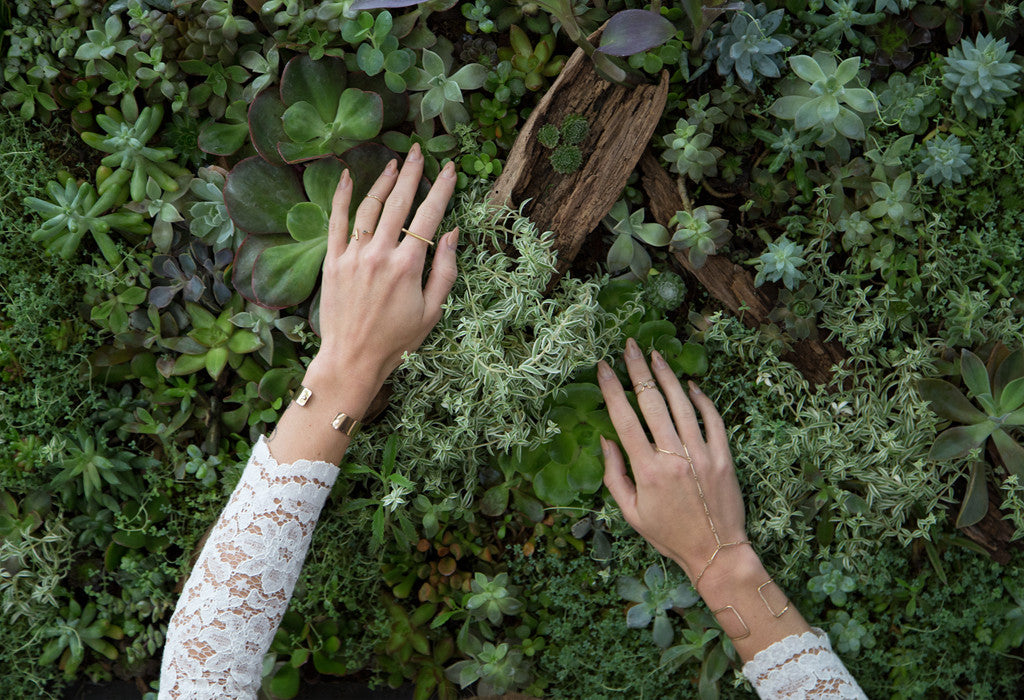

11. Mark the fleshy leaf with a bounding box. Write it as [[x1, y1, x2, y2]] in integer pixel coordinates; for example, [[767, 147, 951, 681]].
[[928, 422, 996, 460], [225, 157, 305, 233], [198, 121, 249, 156], [961, 349, 992, 402], [350, 0, 428, 12], [992, 429, 1024, 478], [999, 377, 1024, 413], [955, 461, 988, 528], [598, 10, 676, 57], [917, 378, 987, 424], [652, 613, 674, 648], [286, 202, 329, 242], [248, 90, 288, 166], [303, 158, 346, 212], [626, 603, 653, 629], [567, 450, 604, 493], [533, 463, 574, 506], [252, 238, 328, 309], [617, 576, 646, 603], [281, 101, 328, 143], [280, 55, 347, 119], [232, 233, 291, 304]]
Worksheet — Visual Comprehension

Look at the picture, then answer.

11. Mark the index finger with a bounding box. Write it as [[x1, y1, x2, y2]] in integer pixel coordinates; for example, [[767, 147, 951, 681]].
[[597, 360, 654, 462]]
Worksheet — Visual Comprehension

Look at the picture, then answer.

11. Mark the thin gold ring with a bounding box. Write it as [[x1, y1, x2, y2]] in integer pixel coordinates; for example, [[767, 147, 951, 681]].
[[633, 379, 657, 395], [402, 227, 434, 246], [365, 193, 385, 204], [351, 228, 372, 241]]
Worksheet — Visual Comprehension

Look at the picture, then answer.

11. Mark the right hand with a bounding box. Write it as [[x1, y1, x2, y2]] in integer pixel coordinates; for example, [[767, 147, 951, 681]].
[[596, 338, 752, 589]]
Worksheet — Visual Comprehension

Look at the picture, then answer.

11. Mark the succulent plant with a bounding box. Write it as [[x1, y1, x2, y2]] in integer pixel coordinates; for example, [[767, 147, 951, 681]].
[[161, 295, 264, 380], [560, 113, 589, 145], [549, 144, 582, 174], [188, 167, 238, 251], [875, 69, 940, 135], [768, 285, 824, 340], [25, 170, 149, 265], [497, 26, 565, 92], [769, 53, 877, 144], [669, 205, 730, 269], [919, 347, 1024, 527], [125, 176, 192, 252], [81, 100, 190, 203], [942, 33, 1022, 120], [807, 559, 857, 606], [618, 564, 700, 648], [916, 134, 974, 186], [445, 638, 531, 695], [806, 0, 884, 47], [643, 270, 687, 311], [866, 171, 922, 231], [604, 200, 670, 279], [465, 573, 524, 625], [753, 236, 807, 290], [661, 120, 723, 182], [710, 3, 793, 89], [149, 239, 233, 311], [537, 123, 560, 148], [38, 600, 124, 679], [226, 144, 430, 311], [410, 48, 488, 132]]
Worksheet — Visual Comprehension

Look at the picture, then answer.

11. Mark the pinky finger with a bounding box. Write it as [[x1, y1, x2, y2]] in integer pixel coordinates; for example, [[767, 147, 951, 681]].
[[600, 436, 639, 523]]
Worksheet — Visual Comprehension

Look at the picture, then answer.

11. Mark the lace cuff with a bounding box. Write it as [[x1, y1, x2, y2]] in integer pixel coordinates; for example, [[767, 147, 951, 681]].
[[742, 626, 867, 699], [158, 436, 338, 699]]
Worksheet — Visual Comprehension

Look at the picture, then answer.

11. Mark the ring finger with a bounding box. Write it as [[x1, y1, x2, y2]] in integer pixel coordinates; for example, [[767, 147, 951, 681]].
[[622, 338, 684, 451], [350, 157, 399, 245]]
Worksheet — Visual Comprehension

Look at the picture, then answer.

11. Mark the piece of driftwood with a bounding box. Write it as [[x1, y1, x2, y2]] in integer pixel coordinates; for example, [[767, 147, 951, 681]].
[[488, 33, 669, 279], [639, 150, 847, 386], [960, 447, 1024, 562]]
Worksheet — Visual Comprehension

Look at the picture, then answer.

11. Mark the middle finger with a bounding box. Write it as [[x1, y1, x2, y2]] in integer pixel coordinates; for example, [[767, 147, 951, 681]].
[[371, 143, 424, 248], [623, 338, 684, 451]]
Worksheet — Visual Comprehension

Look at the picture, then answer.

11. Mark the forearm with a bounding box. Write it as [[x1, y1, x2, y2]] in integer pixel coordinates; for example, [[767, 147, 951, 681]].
[[681, 547, 812, 664]]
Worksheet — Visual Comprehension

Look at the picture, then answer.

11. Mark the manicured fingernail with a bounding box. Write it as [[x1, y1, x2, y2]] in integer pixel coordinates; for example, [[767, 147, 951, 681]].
[[651, 350, 667, 369], [688, 380, 702, 395], [442, 161, 455, 178], [599, 435, 610, 455], [409, 143, 422, 161], [448, 227, 459, 250], [597, 360, 614, 379], [340, 169, 351, 188], [625, 337, 641, 358], [384, 159, 398, 175]]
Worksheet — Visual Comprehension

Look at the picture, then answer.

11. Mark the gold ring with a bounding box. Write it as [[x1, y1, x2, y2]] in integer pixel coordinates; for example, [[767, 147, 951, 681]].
[[365, 193, 385, 204], [402, 227, 434, 246], [633, 379, 657, 395], [351, 228, 372, 241]]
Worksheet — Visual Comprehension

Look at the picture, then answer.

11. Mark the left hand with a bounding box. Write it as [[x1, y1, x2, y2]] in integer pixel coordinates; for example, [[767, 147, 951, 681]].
[[307, 144, 460, 396]]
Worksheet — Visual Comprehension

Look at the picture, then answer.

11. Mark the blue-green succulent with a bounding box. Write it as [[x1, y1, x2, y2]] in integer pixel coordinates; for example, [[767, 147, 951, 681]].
[[710, 4, 793, 89], [916, 134, 973, 186], [942, 34, 1023, 120], [753, 235, 807, 289]]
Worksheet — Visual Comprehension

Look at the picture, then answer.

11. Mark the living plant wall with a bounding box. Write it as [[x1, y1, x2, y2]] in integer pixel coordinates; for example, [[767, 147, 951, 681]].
[[2, 0, 1024, 697]]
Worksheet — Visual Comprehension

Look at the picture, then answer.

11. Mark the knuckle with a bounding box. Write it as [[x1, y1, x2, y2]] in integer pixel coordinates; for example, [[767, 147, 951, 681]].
[[384, 195, 407, 212]]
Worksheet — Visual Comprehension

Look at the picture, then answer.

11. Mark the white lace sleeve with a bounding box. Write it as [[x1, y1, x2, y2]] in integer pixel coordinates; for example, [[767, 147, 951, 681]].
[[742, 627, 867, 699], [158, 436, 338, 699]]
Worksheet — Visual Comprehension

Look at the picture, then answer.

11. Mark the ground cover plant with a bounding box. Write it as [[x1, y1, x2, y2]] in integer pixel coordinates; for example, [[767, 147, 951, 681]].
[[2, 0, 1024, 697]]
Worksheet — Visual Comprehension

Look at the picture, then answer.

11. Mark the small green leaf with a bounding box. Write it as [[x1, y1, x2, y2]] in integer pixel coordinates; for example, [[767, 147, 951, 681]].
[[286, 202, 329, 242], [955, 460, 988, 528], [269, 663, 301, 699], [533, 463, 574, 506]]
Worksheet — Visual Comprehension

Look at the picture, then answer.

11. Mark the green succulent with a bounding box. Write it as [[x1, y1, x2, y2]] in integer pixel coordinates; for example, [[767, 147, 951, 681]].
[[753, 235, 807, 290], [643, 270, 687, 311], [829, 611, 876, 654], [38, 600, 123, 679], [919, 348, 1024, 527], [807, 0, 884, 47], [942, 33, 1022, 120], [560, 113, 589, 145], [497, 26, 565, 92], [769, 53, 877, 144], [0, 73, 59, 122], [81, 101, 190, 202], [669, 205, 730, 269], [445, 637, 531, 695], [52, 428, 142, 506], [342, 11, 416, 92], [537, 122, 560, 148], [866, 171, 922, 231], [125, 176, 191, 253], [24, 171, 149, 265], [74, 14, 135, 75], [768, 285, 824, 340], [807, 559, 857, 606], [916, 135, 974, 187], [604, 200, 670, 279], [710, 3, 793, 89], [661, 120, 723, 182], [465, 573, 524, 625], [876, 69, 940, 135], [549, 143, 582, 174], [410, 48, 488, 133], [618, 564, 700, 648], [161, 295, 264, 380], [188, 167, 238, 252]]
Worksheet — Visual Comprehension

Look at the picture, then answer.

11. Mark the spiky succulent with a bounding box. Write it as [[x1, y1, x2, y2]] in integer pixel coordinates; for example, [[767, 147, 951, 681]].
[[550, 144, 582, 174], [643, 271, 687, 310], [916, 135, 974, 186], [560, 113, 590, 145], [711, 3, 793, 89], [537, 123, 560, 148], [942, 34, 1023, 119], [753, 236, 807, 289]]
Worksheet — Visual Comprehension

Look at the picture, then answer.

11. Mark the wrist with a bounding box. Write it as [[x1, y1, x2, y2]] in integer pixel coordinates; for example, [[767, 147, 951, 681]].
[[680, 545, 766, 601], [302, 355, 382, 419]]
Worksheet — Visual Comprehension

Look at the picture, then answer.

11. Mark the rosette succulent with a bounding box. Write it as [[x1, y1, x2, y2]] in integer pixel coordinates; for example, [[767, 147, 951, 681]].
[[942, 34, 1022, 120], [710, 3, 793, 89], [662, 120, 723, 182], [753, 236, 806, 289], [669, 205, 730, 269], [916, 135, 973, 186], [769, 53, 877, 144], [618, 564, 700, 648]]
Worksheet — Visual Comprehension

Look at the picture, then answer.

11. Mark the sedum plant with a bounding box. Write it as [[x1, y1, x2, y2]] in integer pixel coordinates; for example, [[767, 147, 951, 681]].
[[38, 600, 123, 679], [410, 48, 488, 133], [643, 270, 687, 311], [603, 200, 670, 279], [919, 348, 1024, 527], [618, 564, 700, 648], [465, 573, 524, 625], [669, 205, 730, 269], [916, 135, 973, 186], [769, 53, 876, 145], [445, 638, 530, 694], [710, 3, 793, 90], [942, 33, 1022, 120], [662, 120, 723, 182], [81, 101, 190, 203], [161, 295, 264, 380]]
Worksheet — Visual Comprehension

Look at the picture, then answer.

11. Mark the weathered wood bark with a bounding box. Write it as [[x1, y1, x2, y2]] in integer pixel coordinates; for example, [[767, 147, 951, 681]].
[[960, 448, 1024, 562], [488, 35, 669, 279], [639, 150, 847, 386]]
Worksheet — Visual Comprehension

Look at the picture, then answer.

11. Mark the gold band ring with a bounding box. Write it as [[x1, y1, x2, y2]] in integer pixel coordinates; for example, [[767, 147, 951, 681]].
[[365, 193, 385, 204], [351, 228, 372, 241], [633, 379, 657, 395], [402, 227, 434, 246]]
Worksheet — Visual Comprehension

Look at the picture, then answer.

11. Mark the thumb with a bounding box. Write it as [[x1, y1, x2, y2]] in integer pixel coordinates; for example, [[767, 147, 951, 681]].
[[422, 227, 459, 323], [600, 436, 639, 523]]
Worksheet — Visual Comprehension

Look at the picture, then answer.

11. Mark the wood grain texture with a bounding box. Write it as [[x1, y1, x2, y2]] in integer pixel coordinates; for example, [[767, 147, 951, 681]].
[[639, 150, 847, 386], [488, 34, 668, 278]]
